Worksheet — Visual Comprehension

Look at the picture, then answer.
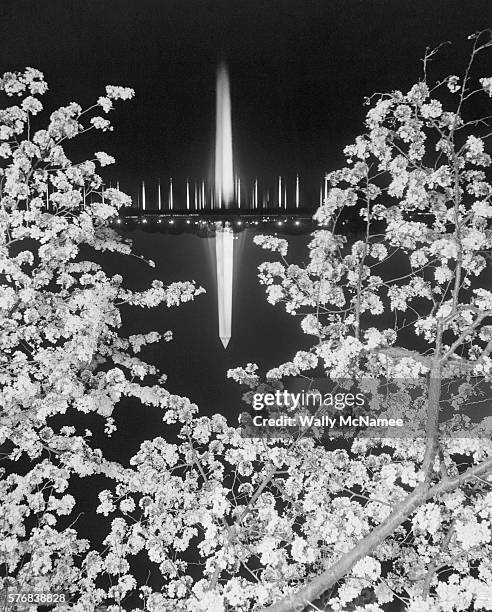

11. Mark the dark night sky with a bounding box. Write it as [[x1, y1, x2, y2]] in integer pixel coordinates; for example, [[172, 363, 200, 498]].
[[0, 0, 491, 205], [2, 3, 492, 595], [2, 0, 492, 419]]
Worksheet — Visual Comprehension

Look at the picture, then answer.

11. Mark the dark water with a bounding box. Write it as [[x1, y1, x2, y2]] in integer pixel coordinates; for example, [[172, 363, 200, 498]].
[[57, 228, 314, 595], [28, 226, 487, 610], [96, 228, 314, 460]]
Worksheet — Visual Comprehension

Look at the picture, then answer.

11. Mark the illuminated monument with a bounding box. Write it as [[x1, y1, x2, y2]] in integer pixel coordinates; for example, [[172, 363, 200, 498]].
[[116, 62, 317, 347], [215, 63, 234, 208], [214, 63, 234, 348]]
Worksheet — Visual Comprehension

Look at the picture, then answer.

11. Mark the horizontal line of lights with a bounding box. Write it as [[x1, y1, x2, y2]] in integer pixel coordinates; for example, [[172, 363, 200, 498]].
[[119, 173, 322, 212], [113, 217, 309, 227]]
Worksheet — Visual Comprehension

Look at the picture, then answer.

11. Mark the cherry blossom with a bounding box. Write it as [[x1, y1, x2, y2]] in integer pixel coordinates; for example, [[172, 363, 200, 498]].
[[3, 34, 492, 612]]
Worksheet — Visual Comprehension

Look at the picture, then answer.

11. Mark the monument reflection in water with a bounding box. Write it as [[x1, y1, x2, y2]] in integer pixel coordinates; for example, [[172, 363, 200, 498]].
[[214, 63, 234, 348], [215, 223, 233, 348], [116, 62, 316, 348]]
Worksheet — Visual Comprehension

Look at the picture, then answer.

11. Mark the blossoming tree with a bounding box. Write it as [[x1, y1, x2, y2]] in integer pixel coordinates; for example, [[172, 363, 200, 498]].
[[0, 68, 204, 610], [3, 33, 492, 612], [241, 32, 492, 612], [92, 33, 492, 612]]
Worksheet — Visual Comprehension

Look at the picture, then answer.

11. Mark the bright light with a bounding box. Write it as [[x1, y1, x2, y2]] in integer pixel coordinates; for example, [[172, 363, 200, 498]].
[[142, 218, 147, 224], [215, 63, 234, 208], [295, 220, 300, 226], [216, 225, 233, 349], [169, 219, 174, 224]]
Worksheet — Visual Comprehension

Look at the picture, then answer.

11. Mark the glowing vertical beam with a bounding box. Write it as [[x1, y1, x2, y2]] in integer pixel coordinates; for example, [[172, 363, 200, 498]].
[[215, 223, 233, 348], [202, 181, 205, 209], [237, 177, 241, 209], [142, 181, 146, 211], [215, 63, 234, 208], [254, 179, 258, 209], [186, 180, 190, 210], [319, 183, 323, 206], [194, 183, 198, 209], [278, 176, 282, 208], [158, 180, 162, 211], [168, 178, 173, 210]]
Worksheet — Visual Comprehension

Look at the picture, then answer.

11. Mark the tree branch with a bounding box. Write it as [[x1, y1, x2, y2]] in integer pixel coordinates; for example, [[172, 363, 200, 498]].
[[422, 518, 456, 597], [261, 455, 492, 612], [261, 483, 430, 612]]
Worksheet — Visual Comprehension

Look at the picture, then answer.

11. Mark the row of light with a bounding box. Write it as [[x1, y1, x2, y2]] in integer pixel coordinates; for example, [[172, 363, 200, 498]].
[[127, 175, 311, 212], [114, 217, 305, 227]]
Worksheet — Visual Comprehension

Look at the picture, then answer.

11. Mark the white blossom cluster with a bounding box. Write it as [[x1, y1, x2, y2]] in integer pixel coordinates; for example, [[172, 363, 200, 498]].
[[2, 36, 492, 612], [0, 69, 205, 611], [225, 35, 492, 612]]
